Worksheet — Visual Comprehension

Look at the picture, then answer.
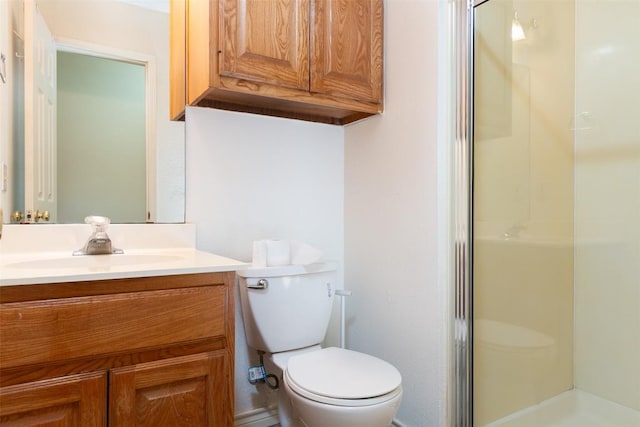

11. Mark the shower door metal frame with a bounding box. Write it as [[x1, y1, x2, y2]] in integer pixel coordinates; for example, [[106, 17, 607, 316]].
[[452, 0, 488, 425]]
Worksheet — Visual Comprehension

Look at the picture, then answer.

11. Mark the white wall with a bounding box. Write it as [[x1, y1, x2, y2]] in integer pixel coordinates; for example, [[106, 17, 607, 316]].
[[37, 0, 184, 223], [184, 107, 344, 416], [184, 1, 451, 424], [574, 0, 640, 412], [344, 0, 447, 425]]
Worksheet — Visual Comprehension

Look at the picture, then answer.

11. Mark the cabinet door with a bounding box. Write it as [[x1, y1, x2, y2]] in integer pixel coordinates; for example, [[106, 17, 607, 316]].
[[170, 0, 187, 120], [109, 352, 230, 427], [220, 0, 310, 90], [311, 0, 383, 103], [0, 371, 106, 426]]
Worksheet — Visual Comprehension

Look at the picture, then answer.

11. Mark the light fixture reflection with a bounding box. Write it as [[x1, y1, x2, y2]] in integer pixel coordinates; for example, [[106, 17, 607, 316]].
[[512, 11, 526, 41]]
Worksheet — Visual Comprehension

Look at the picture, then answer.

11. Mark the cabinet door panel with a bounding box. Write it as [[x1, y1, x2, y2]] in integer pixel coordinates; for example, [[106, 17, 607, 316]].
[[109, 352, 229, 427], [221, 0, 309, 90], [187, 0, 214, 105], [311, 0, 383, 103], [0, 371, 106, 427], [1, 286, 226, 369]]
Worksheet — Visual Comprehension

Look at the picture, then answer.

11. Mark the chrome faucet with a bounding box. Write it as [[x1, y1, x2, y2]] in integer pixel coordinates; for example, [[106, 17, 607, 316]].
[[73, 216, 123, 256], [503, 224, 526, 239]]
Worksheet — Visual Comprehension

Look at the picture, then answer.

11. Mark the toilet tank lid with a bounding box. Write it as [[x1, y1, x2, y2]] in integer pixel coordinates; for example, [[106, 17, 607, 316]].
[[237, 261, 337, 278], [286, 347, 402, 400]]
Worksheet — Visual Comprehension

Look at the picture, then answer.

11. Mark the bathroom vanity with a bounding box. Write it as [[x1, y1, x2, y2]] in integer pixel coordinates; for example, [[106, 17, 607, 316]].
[[0, 224, 246, 426]]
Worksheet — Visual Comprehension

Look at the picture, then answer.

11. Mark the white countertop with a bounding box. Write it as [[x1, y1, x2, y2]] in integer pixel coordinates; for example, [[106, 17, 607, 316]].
[[0, 224, 248, 286], [0, 248, 248, 286]]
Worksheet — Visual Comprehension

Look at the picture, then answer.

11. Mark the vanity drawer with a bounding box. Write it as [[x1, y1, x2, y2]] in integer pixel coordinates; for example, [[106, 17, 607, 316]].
[[0, 286, 227, 369]]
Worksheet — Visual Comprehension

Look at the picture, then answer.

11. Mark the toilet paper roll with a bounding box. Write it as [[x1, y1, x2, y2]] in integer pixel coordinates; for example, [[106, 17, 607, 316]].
[[252, 240, 267, 267], [265, 240, 291, 266]]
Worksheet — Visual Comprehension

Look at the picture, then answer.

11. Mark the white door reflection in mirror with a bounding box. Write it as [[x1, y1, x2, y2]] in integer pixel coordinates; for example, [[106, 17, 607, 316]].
[[24, 0, 57, 222]]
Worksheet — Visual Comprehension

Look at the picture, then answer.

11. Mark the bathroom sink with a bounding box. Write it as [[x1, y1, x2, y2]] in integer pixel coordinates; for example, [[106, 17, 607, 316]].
[[5, 254, 184, 270]]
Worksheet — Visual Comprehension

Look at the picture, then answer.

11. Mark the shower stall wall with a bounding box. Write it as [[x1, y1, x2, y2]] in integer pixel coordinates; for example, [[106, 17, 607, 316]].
[[573, 0, 640, 414]]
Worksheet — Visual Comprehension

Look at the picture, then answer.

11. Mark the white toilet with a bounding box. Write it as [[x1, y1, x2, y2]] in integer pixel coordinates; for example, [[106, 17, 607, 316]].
[[237, 262, 402, 427]]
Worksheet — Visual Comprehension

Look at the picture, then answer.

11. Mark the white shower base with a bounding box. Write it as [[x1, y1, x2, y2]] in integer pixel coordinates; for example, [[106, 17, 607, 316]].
[[486, 389, 640, 427]]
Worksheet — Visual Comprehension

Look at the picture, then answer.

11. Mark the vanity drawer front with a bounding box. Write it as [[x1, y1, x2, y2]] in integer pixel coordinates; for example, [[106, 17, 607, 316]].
[[0, 286, 227, 369]]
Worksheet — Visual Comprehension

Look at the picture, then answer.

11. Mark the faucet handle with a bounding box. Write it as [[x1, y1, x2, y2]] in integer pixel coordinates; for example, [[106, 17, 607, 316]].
[[85, 215, 111, 231], [85, 215, 110, 225]]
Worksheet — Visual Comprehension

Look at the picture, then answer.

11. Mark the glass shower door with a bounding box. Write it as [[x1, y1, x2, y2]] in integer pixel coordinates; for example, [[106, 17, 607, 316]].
[[472, 0, 575, 424], [472, 0, 640, 425]]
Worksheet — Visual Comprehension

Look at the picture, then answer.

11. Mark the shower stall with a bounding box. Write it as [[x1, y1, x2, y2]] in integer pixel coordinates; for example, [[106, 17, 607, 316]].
[[454, 0, 640, 425]]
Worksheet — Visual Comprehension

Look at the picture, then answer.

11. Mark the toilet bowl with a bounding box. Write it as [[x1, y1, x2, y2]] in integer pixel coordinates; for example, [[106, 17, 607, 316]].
[[283, 347, 402, 427], [237, 262, 403, 427]]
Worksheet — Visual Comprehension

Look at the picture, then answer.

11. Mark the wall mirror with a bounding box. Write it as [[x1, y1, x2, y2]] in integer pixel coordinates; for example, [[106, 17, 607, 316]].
[[0, 0, 184, 224]]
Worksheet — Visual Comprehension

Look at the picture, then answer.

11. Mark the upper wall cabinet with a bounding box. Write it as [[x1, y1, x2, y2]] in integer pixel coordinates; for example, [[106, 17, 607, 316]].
[[170, 0, 383, 125]]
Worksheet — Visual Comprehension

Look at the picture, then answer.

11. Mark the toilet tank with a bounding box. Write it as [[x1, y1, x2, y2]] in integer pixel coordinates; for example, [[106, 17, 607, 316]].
[[237, 262, 337, 353]]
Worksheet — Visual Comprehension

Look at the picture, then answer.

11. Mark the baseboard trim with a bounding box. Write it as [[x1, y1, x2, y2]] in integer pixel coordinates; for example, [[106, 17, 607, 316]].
[[234, 407, 404, 427], [234, 406, 279, 427]]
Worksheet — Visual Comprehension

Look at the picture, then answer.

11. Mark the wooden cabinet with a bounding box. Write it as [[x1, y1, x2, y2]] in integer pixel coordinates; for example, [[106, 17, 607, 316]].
[[170, 0, 383, 125], [170, 0, 187, 122], [0, 272, 235, 427], [110, 352, 230, 426], [0, 372, 106, 426]]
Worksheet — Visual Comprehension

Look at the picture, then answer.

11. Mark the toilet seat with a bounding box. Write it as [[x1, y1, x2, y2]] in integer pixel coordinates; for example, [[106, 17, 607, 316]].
[[284, 347, 402, 407]]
